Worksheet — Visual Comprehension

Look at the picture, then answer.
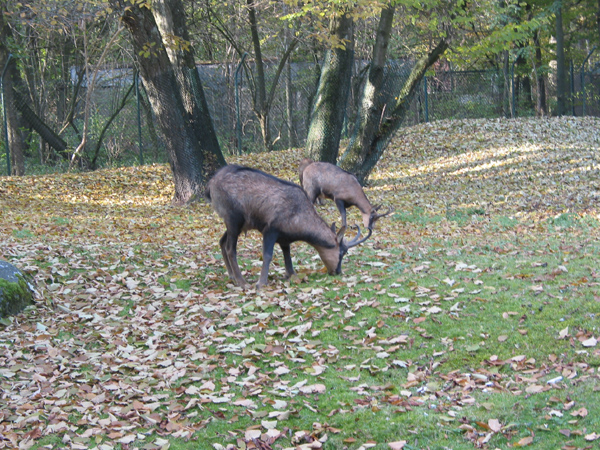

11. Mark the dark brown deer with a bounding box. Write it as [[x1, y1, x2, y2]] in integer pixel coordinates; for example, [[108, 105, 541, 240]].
[[298, 158, 393, 229], [206, 165, 371, 289]]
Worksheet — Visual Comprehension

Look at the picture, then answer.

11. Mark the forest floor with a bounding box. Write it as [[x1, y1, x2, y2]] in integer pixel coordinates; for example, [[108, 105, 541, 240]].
[[1, 116, 600, 450]]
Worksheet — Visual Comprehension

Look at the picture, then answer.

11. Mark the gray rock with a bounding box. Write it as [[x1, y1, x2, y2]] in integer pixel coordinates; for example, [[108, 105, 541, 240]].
[[0, 260, 35, 319]]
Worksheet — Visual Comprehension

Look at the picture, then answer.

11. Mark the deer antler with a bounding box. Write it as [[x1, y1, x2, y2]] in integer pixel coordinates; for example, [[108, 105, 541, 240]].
[[369, 205, 394, 229], [346, 225, 372, 248]]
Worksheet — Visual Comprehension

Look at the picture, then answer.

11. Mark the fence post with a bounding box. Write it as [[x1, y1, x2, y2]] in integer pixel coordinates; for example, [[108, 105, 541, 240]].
[[235, 53, 248, 156], [1, 53, 12, 176], [423, 76, 429, 122], [580, 47, 596, 117], [135, 71, 144, 165]]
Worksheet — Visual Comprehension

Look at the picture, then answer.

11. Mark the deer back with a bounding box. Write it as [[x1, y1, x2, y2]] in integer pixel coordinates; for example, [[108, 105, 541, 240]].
[[207, 165, 339, 250], [301, 161, 373, 214]]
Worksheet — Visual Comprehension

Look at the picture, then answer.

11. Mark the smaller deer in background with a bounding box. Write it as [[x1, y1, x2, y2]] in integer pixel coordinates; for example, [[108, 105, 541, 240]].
[[298, 158, 393, 230]]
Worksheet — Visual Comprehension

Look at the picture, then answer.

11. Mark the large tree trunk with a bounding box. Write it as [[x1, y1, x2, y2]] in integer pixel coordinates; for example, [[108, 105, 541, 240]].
[[117, 1, 219, 205], [555, 1, 567, 116], [341, 38, 448, 185], [304, 12, 354, 163], [152, 0, 226, 177], [338, 5, 394, 178]]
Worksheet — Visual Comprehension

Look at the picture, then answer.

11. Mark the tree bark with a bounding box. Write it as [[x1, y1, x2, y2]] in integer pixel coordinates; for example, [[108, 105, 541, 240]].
[[597, 0, 600, 45], [0, 4, 25, 175], [246, 0, 270, 149], [284, 19, 297, 149], [14, 91, 68, 153], [152, 0, 225, 177], [116, 0, 220, 204], [339, 5, 394, 177], [285, 58, 297, 149], [555, 1, 567, 116], [342, 38, 448, 185], [304, 12, 354, 163]]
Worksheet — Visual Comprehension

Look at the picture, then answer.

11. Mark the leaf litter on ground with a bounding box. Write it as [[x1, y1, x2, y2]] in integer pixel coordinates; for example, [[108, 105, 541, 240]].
[[1, 117, 600, 449]]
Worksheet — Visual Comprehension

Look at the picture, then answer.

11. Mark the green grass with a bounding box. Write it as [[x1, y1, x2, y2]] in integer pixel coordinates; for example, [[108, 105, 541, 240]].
[[11, 212, 600, 450]]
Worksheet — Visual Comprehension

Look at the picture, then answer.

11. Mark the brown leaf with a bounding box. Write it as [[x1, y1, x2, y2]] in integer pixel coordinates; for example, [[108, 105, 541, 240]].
[[488, 419, 502, 433], [571, 407, 588, 417], [513, 436, 534, 446]]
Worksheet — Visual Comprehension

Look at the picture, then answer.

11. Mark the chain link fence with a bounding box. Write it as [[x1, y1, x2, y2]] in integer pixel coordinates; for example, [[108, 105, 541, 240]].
[[1, 54, 599, 175]]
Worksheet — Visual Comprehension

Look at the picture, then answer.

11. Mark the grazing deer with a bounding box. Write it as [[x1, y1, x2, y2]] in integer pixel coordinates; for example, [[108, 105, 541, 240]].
[[298, 158, 393, 229], [206, 164, 371, 289]]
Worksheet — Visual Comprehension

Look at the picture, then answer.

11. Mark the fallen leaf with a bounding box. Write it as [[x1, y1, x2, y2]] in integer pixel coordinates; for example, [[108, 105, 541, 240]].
[[582, 337, 597, 347], [513, 435, 534, 446], [488, 419, 502, 433], [571, 407, 588, 417]]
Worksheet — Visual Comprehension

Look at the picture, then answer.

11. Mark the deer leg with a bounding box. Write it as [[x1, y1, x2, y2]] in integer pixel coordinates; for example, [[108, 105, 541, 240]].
[[219, 232, 235, 279], [335, 199, 348, 229], [220, 228, 249, 288], [257, 231, 278, 289], [279, 243, 295, 279]]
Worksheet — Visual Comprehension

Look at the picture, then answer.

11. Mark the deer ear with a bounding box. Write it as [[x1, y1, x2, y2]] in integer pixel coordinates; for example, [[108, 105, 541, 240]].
[[336, 225, 347, 244]]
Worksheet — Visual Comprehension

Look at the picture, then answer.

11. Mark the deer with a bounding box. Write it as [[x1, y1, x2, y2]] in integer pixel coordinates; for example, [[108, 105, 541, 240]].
[[205, 164, 372, 289], [298, 158, 393, 230]]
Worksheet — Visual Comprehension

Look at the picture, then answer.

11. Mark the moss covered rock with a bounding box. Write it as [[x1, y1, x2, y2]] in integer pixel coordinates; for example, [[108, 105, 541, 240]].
[[0, 260, 35, 319]]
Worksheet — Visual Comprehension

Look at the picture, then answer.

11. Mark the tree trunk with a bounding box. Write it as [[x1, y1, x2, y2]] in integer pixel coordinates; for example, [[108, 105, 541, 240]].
[[342, 38, 448, 185], [555, 2, 567, 116], [2, 11, 68, 163], [597, 0, 600, 45], [152, 0, 226, 178], [246, 0, 271, 150], [339, 5, 394, 176], [14, 91, 68, 153], [305, 12, 354, 163], [117, 1, 217, 205], [502, 50, 510, 117], [284, 19, 297, 150], [533, 29, 547, 116], [0, 5, 25, 175], [285, 58, 296, 149], [515, 49, 533, 112], [244, 0, 298, 151]]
